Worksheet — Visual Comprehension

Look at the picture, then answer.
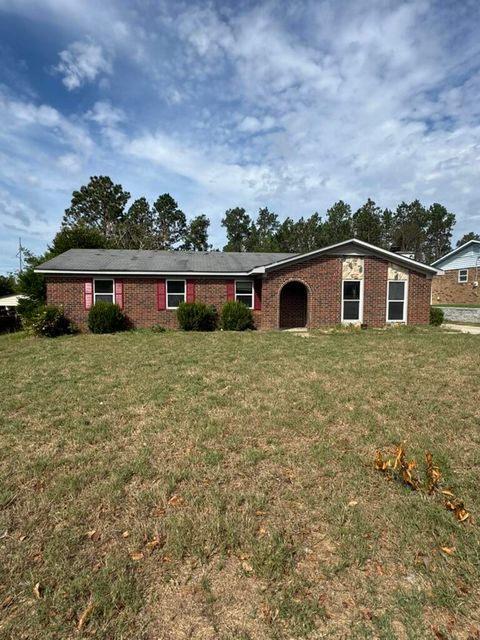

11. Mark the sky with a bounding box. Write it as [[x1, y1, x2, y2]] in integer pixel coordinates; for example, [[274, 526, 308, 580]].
[[1, 0, 480, 274]]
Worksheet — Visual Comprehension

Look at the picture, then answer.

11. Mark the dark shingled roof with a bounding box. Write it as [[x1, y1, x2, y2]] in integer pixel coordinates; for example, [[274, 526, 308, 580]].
[[36, 249, 297, 274]]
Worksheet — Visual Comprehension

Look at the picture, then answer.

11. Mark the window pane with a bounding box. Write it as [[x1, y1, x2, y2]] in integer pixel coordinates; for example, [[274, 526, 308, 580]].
[[236, 294, 252, 307], [236, 280, 252, 294], [343, 301, 360, 320], [95, 280, 113, 294], [388, 281, 405, 300], [95, 294, 114, 303], [459, 270, 468, 282], [343, 281, 360, 300], [167, 294, 184, 308], [388, 301, 404, 320], [167, 280, 185, 294]]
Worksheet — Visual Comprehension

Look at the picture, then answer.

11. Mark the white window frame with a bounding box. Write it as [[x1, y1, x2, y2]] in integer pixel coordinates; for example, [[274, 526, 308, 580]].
[[94, 278, 115, 304], [235, 280, 254, 309], [341, 279, 364, 323], [166, 279, 186, 309], [386, 280, 408, 323], [458, 269, 468, 283]]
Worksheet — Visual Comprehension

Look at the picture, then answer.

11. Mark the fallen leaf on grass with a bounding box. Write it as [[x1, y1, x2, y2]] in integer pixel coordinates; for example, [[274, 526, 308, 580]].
[[77, 600, 94, 632], [441, 489, 455, 497], [33, 583, 42, 599], [347, 500, 359, 507], [441, 546, 456, 556], [145, 537, 161, 551], [130, 552, 144, 561], [426, 452, 441, 494], [86, 530, 99, 541], [445, 499, 470, 522], [374, 451, 391, 471], [19, 535, 27, 541], [122, 531, 130, 538], [167, 495, 184, 507], [0, 529, 8, 539]]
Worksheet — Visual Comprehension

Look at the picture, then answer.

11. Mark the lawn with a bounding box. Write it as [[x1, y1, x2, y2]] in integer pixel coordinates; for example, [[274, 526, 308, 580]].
[[1, 328, 479, 640]]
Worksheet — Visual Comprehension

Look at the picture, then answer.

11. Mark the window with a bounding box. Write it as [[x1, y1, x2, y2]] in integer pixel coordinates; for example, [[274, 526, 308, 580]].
[[342, 280, 363, 322], [235, 280, 253, 308], [94, 279, 114, 304], [166, 280, 186, 308], [387, 281, 407, 322], [458, 269, 468, 283]]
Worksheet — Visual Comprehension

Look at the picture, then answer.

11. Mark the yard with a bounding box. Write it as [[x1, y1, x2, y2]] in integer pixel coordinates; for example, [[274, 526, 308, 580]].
[[1, 328, 479, 639]]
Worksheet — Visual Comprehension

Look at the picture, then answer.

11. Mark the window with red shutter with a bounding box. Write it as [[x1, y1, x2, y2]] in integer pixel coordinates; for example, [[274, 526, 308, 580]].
[[115, 280, 124, 308], [226, 280, 235, 301], [253, 280, 262, 310], [84, 279, 93, 310], [186, 280, 195, 303], [157, 279, 166, 310]]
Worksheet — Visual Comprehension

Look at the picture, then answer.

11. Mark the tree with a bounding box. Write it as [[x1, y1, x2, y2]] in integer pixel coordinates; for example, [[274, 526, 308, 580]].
[[49, 224, 108, 255], [275, 217, 300, 252], [182, 215, 210, 251], [62, 176, 130, 240], [380, 208, 395, 249], [16, 250, 48, 319], [456, 231, 480, 247], [0, 274, 16, 296], [119, 198, 156, 249], [392, 200, 427, 260], [423, 203, 455, 264], [152, 194, 187, 250], [352, 199, 383, 245], [222, 207, 252, 251], [247, 207, 280, 251], [323, 201, 352, 245]]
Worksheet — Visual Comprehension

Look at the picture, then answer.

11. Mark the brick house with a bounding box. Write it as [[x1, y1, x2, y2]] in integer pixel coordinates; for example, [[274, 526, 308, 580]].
[[431, 240, 480, 305], [35, 239, 436, 330]]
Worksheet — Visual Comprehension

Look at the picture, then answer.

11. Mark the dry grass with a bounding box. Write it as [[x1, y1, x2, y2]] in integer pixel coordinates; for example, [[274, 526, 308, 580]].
[[1, 327, 479, 639]]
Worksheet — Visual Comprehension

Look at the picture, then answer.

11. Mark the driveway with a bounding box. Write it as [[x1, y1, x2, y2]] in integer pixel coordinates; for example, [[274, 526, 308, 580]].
[[444, 323, 480, 334]]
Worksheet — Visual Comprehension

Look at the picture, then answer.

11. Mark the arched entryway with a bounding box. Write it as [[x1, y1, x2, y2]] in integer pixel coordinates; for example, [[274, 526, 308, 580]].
[[279, 281, 308, 329]]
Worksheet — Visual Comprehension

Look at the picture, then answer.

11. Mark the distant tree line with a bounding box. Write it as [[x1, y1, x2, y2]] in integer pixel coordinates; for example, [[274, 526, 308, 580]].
[[5, 175, 478, 317]]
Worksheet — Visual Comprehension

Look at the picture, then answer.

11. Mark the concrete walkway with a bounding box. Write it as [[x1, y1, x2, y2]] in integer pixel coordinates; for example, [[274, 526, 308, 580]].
[[444, 323, 480, 335]]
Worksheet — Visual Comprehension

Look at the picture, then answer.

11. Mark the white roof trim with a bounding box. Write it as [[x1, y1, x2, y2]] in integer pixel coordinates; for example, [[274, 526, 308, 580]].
[[261, 238, 438, 274], [431, 240, 480, 267], [35, 269, 253, 277]]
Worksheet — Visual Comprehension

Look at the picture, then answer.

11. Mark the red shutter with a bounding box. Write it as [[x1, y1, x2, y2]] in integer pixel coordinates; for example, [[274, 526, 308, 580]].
[[84, 279, 93, 310], [115, 280, 124, 308], [226, 280, 235, 301], [157, 279, 166, 310], [253, 279, 262, 310], [186, 279, 195, 303]]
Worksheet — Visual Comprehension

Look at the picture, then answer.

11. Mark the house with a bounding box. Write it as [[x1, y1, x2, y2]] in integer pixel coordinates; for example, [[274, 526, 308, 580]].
[[431, 240, 480, 305], [34, 239, 437, 330]]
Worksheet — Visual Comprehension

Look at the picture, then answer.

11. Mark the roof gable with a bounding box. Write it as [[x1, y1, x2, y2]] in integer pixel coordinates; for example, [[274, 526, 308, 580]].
[[431, 240, 480, 269], [254, 239, 437, 275]]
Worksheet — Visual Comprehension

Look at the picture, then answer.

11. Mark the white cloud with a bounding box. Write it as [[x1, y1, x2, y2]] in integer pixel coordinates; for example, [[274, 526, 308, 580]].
[[85, 101, 125, 126], [54, 39, 112, 90]]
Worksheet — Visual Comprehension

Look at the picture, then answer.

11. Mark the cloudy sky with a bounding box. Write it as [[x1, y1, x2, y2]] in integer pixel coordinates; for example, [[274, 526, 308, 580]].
[[0, 0, 479, 273]]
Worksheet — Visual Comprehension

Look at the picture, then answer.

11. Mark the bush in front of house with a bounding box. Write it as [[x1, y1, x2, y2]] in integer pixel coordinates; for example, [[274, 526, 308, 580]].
[[31, 305, 75, 337], [430, 306, 444, 326], [220, 300, 254, 331], [176, 302, 217, 331], [88, 301, 128, 334]]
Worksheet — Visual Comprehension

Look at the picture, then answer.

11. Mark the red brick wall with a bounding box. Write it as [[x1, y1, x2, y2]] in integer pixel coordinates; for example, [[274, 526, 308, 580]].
[[408, 271, 431, 324], [46, 257, 432, 331], [364, 257, 388, 326], [432, 269, 480, 305], [260, 256, 342, 329], [46, 276, 250, 330]]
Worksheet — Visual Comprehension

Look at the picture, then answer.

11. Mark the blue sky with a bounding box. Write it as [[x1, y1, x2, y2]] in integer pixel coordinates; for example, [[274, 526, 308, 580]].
[[1, 0, 480, 273]]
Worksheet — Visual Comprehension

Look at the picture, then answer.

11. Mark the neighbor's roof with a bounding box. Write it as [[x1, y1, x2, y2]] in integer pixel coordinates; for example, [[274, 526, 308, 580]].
[[34, 240, 438, 276], [431, 240, 480, 268], [0, 294, 25, 307], [35, 249, 296, 276]]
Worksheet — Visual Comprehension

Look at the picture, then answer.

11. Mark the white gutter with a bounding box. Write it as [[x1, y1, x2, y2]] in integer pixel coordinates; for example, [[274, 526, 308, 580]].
[[35, 269, 255, 277]]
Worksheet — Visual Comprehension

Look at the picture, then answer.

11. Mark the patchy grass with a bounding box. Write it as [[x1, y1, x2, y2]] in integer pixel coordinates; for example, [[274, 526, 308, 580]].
[[1, 328, 479, 639]]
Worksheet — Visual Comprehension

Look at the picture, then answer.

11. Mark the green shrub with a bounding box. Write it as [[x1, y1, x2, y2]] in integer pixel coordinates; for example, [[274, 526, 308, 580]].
[[176, 302, 217, 331], [430, 306, 444, 326], [31, 305, 75, 337], [151, 324, 167, 333], [220, 300, 254, 331], [88, 302, 128, 334]]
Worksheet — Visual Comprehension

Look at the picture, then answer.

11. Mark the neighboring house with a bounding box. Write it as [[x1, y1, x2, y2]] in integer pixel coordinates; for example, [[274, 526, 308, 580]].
[[34, 239, 437, 330], [431, 240, 480, 305], [0, 294, 25, 310]]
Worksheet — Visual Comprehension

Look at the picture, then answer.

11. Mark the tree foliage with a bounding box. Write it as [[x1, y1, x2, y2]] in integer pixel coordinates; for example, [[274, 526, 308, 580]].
[[222, 207, 252, 251], [182, 214, 210, 251], [456, 232, 480, 247], [0, 274, 16, 296]]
